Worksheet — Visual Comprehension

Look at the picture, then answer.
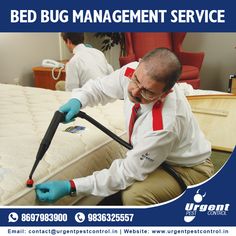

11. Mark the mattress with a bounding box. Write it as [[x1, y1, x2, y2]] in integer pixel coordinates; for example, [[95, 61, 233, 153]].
[[0, 84, 127, 205]]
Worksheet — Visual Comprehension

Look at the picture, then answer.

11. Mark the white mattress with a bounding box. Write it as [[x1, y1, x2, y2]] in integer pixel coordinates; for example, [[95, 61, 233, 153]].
[[0, 84, 127, 205], [177, 82, 228, 96]]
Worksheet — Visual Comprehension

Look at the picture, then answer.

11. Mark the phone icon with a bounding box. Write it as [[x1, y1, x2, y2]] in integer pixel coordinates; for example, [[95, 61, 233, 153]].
[[8, 212, 19, 222], [75, 212, 85, 223]]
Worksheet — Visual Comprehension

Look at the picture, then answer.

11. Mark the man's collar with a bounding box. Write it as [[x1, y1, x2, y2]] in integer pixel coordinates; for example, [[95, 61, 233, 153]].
[[73, 43, 86, 54]]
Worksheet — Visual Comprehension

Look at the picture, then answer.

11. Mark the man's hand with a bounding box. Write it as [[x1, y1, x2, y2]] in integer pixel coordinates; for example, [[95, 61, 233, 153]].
[[59, 98, 81, 123], [35, 180, 71, 202]]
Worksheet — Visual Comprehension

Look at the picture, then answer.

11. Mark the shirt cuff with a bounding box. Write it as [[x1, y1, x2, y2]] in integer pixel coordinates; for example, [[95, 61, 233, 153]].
[[73, 176, 94, 196]]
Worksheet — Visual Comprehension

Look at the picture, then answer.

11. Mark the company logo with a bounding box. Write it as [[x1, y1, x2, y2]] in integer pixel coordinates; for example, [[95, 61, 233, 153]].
[[140, 152, 154, 162], [184, 189, 230, 223]]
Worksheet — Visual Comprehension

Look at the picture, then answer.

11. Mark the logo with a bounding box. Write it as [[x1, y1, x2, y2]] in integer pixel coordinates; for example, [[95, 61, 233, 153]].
[[75, 212, 85, 223], [184, 189, 230, 223], [140, 152, 154, 162], [8, 212, 19, 223]]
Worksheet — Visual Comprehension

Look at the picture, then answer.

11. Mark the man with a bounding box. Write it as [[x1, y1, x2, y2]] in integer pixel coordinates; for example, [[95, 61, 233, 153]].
[[61, 32, 113, 91], [36, 48, 214, 205]]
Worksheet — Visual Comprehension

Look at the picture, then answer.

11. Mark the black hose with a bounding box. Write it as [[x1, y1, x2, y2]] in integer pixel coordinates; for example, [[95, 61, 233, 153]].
[[161, 163, 187, 192], [77, 111, 133, 150]]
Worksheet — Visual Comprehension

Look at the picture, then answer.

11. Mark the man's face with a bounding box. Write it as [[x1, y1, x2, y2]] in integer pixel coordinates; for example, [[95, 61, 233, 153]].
[[127, 63, 166, 104]]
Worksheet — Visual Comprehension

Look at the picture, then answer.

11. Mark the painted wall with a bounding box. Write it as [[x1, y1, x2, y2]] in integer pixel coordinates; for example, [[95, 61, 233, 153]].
[[183, 33, 236, 91], [0, 33, 60, 86]]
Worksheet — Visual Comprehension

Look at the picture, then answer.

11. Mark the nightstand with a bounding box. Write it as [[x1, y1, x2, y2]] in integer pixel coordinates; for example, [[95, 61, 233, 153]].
[[32, 66, 66, 90]]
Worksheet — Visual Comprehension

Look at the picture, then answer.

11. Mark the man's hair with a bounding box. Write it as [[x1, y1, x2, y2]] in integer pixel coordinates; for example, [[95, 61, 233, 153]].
[[141, 48, 182, 92], [61, 32, 84, 45]]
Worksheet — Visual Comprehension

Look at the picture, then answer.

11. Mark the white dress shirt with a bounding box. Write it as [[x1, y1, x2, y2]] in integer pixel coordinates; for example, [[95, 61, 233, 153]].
[[65, 44, 113, 91], [71, 62, 211, 197]]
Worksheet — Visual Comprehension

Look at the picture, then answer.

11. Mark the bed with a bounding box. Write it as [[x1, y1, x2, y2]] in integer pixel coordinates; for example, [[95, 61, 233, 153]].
[[0, 83, 234, 206], [178, 82, 236, 152], [187, 94, 236, 152], [0, 84, 127, 205]]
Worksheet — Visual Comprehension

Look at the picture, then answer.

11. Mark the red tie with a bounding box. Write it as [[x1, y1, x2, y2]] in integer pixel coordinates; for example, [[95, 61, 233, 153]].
[[128, 103, 140, 144]]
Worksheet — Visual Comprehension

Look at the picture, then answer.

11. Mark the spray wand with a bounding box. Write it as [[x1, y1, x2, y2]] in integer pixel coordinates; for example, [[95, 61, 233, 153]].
[[26, 111, 65, 187], [26, 110, 131, 187]]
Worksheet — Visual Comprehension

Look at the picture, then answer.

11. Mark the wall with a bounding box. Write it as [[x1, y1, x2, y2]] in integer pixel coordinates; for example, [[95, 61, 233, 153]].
[[0, 33, 60, 86], [0, 32, 116, 87], [183, 33, 236, 91]]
